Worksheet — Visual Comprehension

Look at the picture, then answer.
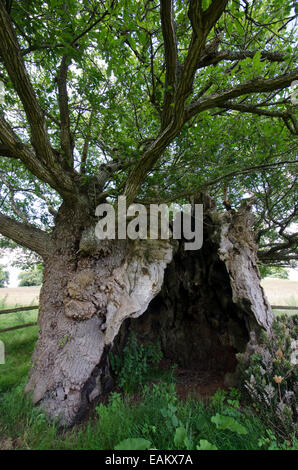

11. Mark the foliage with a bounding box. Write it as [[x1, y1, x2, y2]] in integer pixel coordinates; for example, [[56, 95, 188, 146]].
[[114, 437, 152, 450], [0, 265, 9, 288], [110, 332, 163, 393], [18, 265, 43, 287], [196, 439, 218, 450], [237, 315, 298, 439], [0, 0, 296, 268], [211, 413, 248, 435], [0, 337, 295, 451], [258, 265, 289, 280]]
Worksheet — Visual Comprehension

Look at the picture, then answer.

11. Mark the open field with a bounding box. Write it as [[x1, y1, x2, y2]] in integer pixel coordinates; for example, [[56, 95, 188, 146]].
[[0, 287, 40, 306], [0, 279, 297, 309], [261, 279, 298, 305]]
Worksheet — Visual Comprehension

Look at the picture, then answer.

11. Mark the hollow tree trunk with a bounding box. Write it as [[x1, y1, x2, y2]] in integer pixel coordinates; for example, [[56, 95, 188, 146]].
[[25, 204, 273, 426]]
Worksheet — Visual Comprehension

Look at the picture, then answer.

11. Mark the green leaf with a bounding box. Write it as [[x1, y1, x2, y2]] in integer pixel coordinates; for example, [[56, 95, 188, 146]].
[[235, 20, 244, 36], [211, 413, 248, 435], [114, 438, 152, 450], [196, 440, 218, 450], [252, 51, 263, 74], [171, 414, 179, 427], [174, 426, 187, 447], [201, 0, 212, 11]]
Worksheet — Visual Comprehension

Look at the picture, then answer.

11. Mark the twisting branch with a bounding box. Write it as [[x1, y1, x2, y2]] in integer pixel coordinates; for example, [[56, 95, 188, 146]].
[[216, 101, 298, 135], [124, 0, 229, 204]]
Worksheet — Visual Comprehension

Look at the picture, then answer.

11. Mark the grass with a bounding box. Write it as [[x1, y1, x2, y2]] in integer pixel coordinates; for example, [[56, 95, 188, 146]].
[[0, 379, 281, 450]]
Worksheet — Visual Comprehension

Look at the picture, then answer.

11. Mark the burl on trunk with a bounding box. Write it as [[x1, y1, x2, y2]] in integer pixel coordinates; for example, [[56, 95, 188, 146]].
[[25, 204, 273, 426]]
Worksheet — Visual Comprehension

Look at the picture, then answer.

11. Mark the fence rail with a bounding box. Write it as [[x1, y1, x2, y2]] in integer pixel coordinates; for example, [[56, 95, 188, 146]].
[[0, 305, 39, 315], [0, 304, 297, 335], [0, 322, 38, 333], [271, 305, 298, 311], [0, 305, 39, 334]]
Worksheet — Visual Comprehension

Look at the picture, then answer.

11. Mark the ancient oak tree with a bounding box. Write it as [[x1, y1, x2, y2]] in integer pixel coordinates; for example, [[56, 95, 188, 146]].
[[0, 0, 297, 424]]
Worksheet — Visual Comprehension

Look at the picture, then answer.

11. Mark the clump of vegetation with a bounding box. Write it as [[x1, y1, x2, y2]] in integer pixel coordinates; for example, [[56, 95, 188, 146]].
[[18, 265, 43, 287], [0, 265, 9, 288], [109, 385, 297, 451], [110, 332, 163, 393], [237, 315, 298, 440], [258, 265, 289, 280]]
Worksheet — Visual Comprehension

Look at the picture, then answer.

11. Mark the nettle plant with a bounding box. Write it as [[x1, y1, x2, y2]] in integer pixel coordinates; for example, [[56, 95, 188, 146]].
[[110, 332, 163, 393], [237, 315, 298, 438]]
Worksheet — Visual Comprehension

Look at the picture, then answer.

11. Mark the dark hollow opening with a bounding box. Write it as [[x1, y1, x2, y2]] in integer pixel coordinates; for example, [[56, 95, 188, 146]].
[[112, 217, 251, 397]]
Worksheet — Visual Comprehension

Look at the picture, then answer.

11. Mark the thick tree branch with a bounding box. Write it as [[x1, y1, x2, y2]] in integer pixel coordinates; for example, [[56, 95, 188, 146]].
[[160, 0, 178, 128], [186, 69, 298, 119], [196, 49, 289, 69], [175, 0, 229, 121], [57, 56, 74, 166], [216, 102, 298, 134], [124, 0, 229, 203], [0, 143, 18, 158], [0, 212, 52, 258]]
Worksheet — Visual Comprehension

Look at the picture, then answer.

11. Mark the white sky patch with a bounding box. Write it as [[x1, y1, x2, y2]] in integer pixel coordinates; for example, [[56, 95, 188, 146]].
[[0, 252, 21, 288]]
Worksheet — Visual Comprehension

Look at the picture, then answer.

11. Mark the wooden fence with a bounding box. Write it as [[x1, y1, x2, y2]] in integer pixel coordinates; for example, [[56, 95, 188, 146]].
[[0, 306, 38, 334], [0, 304, 297, 335]]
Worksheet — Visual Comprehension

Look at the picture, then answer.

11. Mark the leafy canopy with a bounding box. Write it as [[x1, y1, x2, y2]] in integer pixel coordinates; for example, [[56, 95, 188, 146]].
[[0, 0, 297, 265]]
